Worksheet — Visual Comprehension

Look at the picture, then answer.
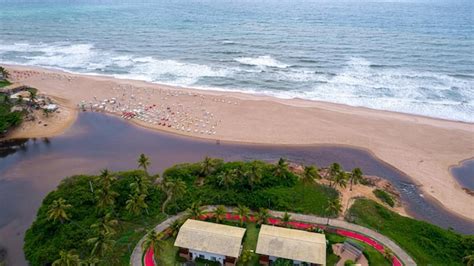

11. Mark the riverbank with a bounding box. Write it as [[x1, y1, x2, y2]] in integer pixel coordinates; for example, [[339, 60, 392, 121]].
[[3, 64, 474, 221]]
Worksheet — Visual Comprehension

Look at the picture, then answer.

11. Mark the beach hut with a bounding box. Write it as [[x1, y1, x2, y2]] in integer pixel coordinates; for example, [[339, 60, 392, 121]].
[[174, 219, 246, 266], [256, 225, 326, 266]]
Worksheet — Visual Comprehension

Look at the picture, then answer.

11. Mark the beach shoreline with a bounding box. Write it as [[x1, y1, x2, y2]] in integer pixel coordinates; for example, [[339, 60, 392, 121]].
[[2, 64, 473, 222]]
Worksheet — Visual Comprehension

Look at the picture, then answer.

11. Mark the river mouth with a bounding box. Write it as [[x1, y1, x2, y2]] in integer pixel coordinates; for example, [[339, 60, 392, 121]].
[[1, 112, 473, 265]]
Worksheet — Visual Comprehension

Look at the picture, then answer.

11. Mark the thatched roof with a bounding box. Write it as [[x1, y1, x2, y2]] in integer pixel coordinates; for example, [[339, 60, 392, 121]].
[[174, 219, 246, 258], [256, 225, 326, 265]]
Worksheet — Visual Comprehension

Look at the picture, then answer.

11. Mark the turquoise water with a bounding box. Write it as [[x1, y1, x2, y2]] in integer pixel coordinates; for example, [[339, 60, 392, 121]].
[[0, 0, 473, 121]]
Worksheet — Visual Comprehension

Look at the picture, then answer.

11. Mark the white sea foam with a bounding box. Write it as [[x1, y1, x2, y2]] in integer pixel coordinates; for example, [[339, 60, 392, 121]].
[[234, 55, 290, 68]]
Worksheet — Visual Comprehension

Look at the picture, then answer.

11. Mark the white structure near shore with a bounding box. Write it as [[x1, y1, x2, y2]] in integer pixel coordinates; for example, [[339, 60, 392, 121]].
[[256, 225, 327, 266], [174, 219, 246, 266]]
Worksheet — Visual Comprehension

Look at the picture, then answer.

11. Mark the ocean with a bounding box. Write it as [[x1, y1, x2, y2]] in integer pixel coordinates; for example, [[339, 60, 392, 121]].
[[0, 0, 473, 122]]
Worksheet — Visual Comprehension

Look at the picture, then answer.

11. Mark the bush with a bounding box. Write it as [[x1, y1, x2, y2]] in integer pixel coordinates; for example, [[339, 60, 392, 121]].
[[373, 189, 395, 207], [344, 259, 355, 266]]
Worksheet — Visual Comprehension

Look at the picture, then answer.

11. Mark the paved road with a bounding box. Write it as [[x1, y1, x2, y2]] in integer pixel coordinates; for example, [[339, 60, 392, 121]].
[[130, 206, 416, 266]]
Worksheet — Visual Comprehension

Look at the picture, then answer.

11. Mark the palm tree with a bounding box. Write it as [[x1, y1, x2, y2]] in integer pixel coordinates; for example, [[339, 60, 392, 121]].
[[463, 254, 474, 266], [169, 219, 182, 237], [302, 165, 321, 184], [125, 193, 148, 216], [52, 250, 81, 266], [161, 179, 187, 213], [0, 66, 9, 80], [91, 213, 118, 236], [141, 229, 164, 262], [349, 168, 363, 191], [217, 171, 235, 189], [200, 156, 215, 177], [28, 90, 37, 105], [87, 232, 115, 258], [214, 205, 227, 223], [81, 255, 100, 266], [130, 174, 151, 196], [333, 172, 348, 190], [246, 160, 262, 190], [325, 199, 342, 224], [95, 185, 119, 211], [255, 208, 270, 225], [282, 212, 291, 227], [236, 205, 250, 227], [137, 154, 150, 176], [187, 201, 203, 219], [328, 163, 342, 187], [273, 158, 289, 179], [47, 198, 72, 223]]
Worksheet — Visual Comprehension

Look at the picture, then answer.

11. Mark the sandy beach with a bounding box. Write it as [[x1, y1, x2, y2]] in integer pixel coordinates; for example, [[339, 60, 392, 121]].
[[3, 64, 474, 221]]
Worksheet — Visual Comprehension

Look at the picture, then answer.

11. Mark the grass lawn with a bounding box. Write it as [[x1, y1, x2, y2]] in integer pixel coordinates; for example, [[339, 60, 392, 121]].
[[238, 223, 260, 266], [347, 199, 473, 265], [156, 238, 180, 266], [0, 80, 11, 88]]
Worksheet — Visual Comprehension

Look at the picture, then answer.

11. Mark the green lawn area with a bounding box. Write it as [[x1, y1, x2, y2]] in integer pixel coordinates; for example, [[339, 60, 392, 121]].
[[347, 198, 473, 265], [238, 223, 260, 266], [156, 238, 180, 266], [0, 79, 11, 88]]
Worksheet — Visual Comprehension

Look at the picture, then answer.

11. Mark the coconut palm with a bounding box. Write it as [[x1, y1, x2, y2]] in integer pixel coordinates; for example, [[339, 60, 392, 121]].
[[213, 205, 227, 223], [142, 229, 164, 261], [236, 205, 250, 226], [463, 254, 474, 266], [125, 193, 148, 216], [87, 232, 115, 258], [302, 165, 321, 184], [91, 213, 118, 236], [169, 219, 182, 237], [0, 66, 9, 79], [52, 250, 81, 266], [273, 158, 289, 179], [161, 179, 187, 213], [325, 199, 342, 224], [137, 154, 150, 176], [80, 255, 100, 266], [47, 198, 72, 223], [255, 208, 270, 225], [333, 172, 348, 189], [200, 156, 215, 177], [130, 174, 151, 196], [328, 163, 342, 187], [349, 168, 363, 191], [217, 171, 235, 189], [246, 160, 262, 190], [95, 185, 119, 211], [187, 201, 203, 219], [282, 212, 291, 227], [95, 169, 116, 189]]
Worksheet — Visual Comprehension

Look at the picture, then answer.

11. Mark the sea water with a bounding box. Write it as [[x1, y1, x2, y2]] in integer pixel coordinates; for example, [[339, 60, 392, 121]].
[[0, 0, 473, 122]]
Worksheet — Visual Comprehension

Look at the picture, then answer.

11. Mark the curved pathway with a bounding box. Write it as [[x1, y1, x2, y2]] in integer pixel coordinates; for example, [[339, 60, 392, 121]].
[[130, 206, 416, 266]]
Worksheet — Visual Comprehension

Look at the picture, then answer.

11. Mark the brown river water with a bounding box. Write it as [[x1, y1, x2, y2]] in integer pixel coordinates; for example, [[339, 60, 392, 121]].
[[1, 112, 473, 265]]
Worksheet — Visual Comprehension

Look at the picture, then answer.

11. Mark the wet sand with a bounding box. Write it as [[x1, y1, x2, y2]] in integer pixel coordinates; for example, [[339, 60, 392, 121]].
[[3, 64, 474, 222], [1, 112, 473, 266]]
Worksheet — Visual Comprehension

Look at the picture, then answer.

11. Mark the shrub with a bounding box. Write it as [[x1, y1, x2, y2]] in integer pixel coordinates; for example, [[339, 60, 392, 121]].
[[373, 189, 395, 207]]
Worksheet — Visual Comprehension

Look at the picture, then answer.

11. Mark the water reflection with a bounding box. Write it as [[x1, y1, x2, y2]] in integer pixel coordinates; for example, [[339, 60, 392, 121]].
[[1, 112, 473, 265], [451, 160, 474, 191]]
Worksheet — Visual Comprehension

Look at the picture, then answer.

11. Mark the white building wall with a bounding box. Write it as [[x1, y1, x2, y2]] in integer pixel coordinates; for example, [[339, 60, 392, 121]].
[[190, 249, 226, 265]]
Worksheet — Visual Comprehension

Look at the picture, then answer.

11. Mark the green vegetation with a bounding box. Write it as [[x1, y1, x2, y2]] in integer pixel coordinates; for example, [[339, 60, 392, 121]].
[[24, 158, 338, 265], [0, 79, 11, 88], [347, 198, 474, 265], [373, 189, 395, 207], [0, 94, 24, 133], [239, 223, 260, 266]]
